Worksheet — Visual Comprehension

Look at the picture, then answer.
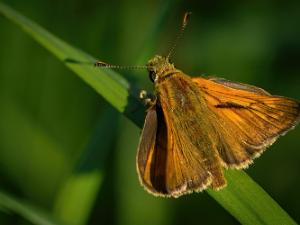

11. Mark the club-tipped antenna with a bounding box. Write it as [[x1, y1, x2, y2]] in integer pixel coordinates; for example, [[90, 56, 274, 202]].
[[166, 12, 192, 60], [94, 60, 149, 70]]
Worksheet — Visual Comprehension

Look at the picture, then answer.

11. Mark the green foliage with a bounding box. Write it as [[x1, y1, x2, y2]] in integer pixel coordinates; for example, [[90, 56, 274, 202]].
[[0, 1, 299, 225], [0, 191, 62, 225]]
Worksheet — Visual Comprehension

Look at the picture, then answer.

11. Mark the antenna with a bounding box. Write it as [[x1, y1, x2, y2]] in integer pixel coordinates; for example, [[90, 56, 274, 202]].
[[166, 12, 192, 59], [95, 12, 192, 70], [94, 60, 148, 70]]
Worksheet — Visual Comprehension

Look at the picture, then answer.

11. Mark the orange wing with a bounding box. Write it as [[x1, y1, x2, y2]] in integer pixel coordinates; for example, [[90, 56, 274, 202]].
[[193, 77, 300, 169], [136, 106, 212, 197]]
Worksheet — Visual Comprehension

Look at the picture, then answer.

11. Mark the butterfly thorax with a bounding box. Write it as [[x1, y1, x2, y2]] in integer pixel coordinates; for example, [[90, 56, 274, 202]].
[[147, 55, 181, 83]]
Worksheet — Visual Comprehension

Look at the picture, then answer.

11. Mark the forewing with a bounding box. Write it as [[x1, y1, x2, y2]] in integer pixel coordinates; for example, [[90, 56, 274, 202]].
[[163, 111, 214, 196], [137, 104, 213, 197], [136, 107, 161, 194], [193, 77, 300, 168], [137, 108, 157, 179]]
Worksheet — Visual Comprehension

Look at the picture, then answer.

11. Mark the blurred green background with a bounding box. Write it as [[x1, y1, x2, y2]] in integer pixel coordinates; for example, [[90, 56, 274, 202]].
[[0, 0, 300, 225]]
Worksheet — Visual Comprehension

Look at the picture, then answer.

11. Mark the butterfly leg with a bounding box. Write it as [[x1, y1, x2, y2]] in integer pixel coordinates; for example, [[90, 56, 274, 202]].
[[139, 90, 156, 107]]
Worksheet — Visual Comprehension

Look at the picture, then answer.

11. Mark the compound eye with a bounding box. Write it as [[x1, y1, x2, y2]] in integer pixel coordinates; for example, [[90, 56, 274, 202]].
[[148, 71, 156, 82]]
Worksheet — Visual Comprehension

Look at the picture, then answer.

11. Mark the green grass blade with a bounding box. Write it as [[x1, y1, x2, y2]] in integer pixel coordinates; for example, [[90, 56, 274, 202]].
[[0, 191, 64, 225], [0, 2, 144, 126], [208, 170, 297, 225], [0, 3, 297, 225]]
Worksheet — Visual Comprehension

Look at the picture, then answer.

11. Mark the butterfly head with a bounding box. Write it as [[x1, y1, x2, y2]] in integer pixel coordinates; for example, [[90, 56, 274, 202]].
[[147, 55, 175, 82]]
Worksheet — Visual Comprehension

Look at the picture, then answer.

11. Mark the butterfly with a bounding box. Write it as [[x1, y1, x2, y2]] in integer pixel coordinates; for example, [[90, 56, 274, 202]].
[[136, 55, 300, 198], [95, 12, 300, 198]]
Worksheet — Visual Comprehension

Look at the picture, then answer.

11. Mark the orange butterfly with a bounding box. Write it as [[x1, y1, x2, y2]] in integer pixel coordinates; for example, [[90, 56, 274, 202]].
[[135, 13, 300, 198], [136, 55, 300, 197], [96, 13, 300, 198]]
